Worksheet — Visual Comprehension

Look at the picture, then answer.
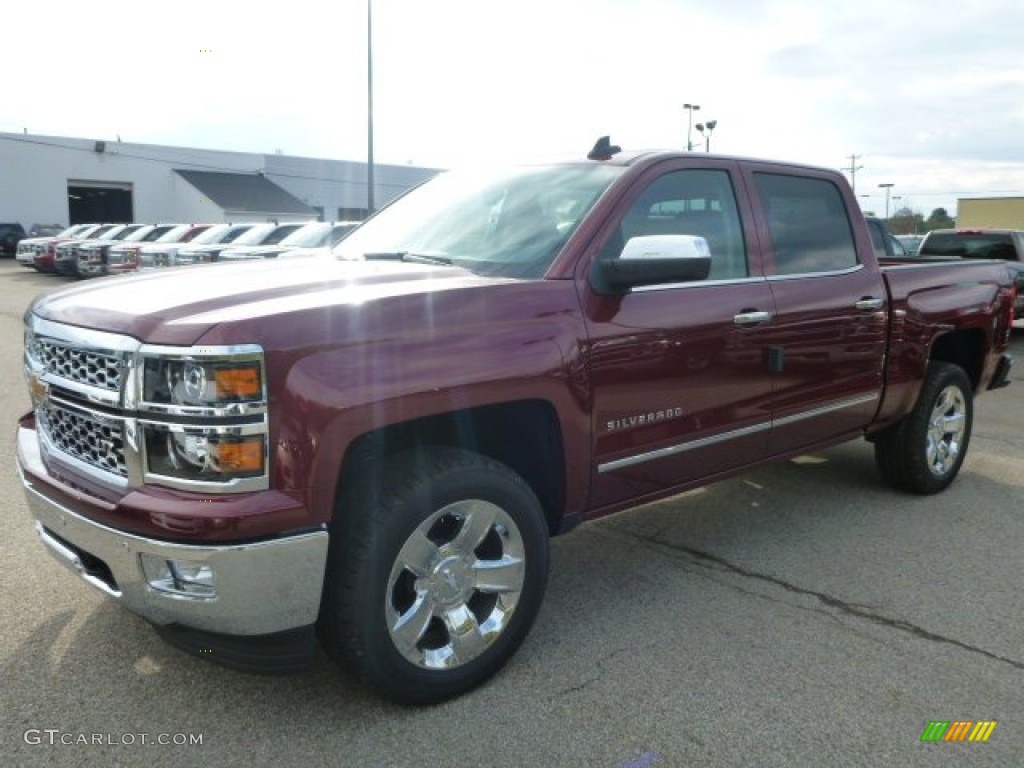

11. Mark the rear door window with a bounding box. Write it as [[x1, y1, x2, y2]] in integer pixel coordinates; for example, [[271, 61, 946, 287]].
[[753, 173, 859, 275]]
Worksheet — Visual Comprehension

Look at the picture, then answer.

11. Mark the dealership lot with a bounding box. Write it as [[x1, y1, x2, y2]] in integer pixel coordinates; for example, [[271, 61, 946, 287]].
[[2, 260, 1023, 767]]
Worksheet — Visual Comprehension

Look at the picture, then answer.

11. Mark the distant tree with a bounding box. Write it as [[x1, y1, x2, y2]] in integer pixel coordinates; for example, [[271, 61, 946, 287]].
[[923, 207, 955, 231], [888, 207, 925, 235]]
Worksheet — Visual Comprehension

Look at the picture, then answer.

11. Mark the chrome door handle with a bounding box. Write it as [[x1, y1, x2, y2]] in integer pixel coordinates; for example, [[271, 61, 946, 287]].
[[855, 297, 885, 311], [733, 310, 772, 326]]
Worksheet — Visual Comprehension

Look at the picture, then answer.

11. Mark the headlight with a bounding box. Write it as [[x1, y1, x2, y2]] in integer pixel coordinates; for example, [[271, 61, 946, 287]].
[[143, 357, 263, 408], [144, 425, 266, 482], [137, 345, 268, 492]]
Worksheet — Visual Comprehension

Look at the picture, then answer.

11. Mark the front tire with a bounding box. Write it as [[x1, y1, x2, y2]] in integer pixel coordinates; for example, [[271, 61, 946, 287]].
[[874, 361, 974, 494], [318, 448, 549, 704]]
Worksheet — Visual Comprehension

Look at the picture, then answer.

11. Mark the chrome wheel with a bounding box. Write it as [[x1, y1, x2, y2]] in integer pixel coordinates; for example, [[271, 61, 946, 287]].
[[386, 499, 526, 670], [925, 384, 967, 477]]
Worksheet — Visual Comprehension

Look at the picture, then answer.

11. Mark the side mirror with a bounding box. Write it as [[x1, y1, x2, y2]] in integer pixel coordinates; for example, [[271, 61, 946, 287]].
[[590, 235, 712, 295]]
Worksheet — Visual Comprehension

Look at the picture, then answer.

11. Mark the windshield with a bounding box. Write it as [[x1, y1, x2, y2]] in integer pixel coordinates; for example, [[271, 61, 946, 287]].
[[121, 225, 156, 242], [151, 224, 191, 242], [187, 224, 231, 244], [95, 224, 130, 241], [278, 223, 332, 247], [85, 225, 117, 239], [110, 224, 147, 240], [333, 163, 624, 278], [259, 224, 305, 245], [231, 224, 277, 246], [139, 225, 177, 242]]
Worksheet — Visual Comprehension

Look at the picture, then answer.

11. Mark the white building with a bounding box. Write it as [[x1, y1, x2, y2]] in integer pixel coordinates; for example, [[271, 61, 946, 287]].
[[0, 131, 439, 228]]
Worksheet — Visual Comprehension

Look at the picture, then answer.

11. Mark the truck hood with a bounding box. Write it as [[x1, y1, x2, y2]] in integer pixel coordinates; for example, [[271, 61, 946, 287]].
[[29, 258, 508, 345]]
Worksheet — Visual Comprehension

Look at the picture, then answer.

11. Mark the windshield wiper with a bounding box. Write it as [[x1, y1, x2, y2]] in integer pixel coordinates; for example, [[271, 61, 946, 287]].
[[363, 251, 453, 266]]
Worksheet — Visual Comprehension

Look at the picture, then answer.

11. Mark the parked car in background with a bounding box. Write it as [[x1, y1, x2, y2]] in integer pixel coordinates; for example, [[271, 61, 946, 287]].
[[138, 223, 237, 270], [918, 228, 1024, 261], [36, 224, 117, 272], [918, 228, 1024, 317], [204, 222, 305, 262], [29, 224, 65, 237], [864, 217, 908, 260], [1, 222, 27, 255], [128, 224, 213, 272], [16, 224, 93, 269], [894, 234, 924, 256], [219, 221, 357, 261], [175, 223, 262, 265], [57, 224, 147, 276], [80, 224, 180, 277]]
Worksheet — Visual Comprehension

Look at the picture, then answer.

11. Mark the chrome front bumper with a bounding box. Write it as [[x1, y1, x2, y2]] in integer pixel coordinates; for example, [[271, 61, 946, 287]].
[[17, 426, 328, 636]]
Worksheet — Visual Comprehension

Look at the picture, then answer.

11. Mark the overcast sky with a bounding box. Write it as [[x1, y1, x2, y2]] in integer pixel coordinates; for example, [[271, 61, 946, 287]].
[[4, 0, 1023, 215]]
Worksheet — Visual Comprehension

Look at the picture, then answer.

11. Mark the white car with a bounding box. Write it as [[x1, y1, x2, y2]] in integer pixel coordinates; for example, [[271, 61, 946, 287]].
[[213, 222, 306, 261], [219, 222, 357, 261], [17, 223, 96, 270], [64, 224, 149, 276], [119, 224, 214, 272], [175, 223, 266, 265]]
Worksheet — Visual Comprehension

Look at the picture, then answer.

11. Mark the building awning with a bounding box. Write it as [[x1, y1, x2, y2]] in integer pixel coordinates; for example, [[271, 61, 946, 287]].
[[174, 169, 315, 217]]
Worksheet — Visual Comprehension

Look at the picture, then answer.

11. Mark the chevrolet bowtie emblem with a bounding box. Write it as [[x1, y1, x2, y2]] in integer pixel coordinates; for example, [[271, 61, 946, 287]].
[[28, 372, 50, 404]]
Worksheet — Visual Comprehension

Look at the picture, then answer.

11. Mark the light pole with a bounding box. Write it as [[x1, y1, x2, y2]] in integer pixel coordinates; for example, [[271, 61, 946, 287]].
[[366, 0, 375, 216], [683, 103, 700, 151], [878, 183, 894, 220], [695, 119, 717, 152]]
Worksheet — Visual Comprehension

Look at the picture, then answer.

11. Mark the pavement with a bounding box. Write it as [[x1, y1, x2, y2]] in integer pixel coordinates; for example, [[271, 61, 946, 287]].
[[1, 261, 1022, 767]]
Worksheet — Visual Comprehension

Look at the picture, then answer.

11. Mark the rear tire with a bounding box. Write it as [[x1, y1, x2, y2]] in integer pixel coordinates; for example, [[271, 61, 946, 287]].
[[874, 361, 973, 494], [318, 447, 549, 704]]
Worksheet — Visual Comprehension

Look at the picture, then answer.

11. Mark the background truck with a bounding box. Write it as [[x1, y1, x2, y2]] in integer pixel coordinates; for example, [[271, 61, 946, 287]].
[[916, 227, 1024, 317], [16, 140, 1016, 703]]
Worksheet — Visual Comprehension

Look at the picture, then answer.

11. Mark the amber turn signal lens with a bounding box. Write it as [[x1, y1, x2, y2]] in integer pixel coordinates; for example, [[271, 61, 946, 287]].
[[214, 439, 264, 473], [214, 365, 261, 400]]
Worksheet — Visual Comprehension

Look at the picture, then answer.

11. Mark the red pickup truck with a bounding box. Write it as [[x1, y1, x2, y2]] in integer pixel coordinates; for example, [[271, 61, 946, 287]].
[[16, 141, 1016, 704]]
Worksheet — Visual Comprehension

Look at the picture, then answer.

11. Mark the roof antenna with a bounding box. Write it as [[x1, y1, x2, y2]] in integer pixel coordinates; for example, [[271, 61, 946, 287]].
[[588, 136, 621, 161]]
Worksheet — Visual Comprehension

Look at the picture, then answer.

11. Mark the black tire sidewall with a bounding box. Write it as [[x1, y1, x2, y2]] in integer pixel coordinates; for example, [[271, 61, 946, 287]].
[[901, 362, 973, 494], [340, 451, 549, 703]]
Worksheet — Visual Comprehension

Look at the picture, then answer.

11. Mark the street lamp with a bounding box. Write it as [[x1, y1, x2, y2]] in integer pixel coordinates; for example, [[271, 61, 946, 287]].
[[878, 183, 894, 220], [683, 103, 700, 151], [695, 119, 718, 152], [366, 0, 375, 215]]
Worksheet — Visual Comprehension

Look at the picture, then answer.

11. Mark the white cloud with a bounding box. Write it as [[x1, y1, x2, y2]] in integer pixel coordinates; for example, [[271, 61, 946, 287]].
[[3, 0, 1023, 214]]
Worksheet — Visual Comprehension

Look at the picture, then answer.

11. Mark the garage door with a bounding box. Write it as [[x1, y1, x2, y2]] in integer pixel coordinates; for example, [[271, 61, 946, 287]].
[[68, 180, 134, 224]]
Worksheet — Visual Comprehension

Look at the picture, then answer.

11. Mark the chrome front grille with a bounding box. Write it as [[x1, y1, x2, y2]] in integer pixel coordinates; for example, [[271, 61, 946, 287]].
[[35, 340, 122, 392], [37, 401, 128, 477], [25, 316, 270, 495]]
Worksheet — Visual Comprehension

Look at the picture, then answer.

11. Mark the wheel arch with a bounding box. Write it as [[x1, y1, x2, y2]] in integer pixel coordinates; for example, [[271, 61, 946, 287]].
[[334, 400, 568, 536], [928, 327, 986, 391]]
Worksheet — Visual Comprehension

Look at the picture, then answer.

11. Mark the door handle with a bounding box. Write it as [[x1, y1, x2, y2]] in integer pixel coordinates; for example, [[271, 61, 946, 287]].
[[733, 310, 772, 326], [855, 297, 885, 311]]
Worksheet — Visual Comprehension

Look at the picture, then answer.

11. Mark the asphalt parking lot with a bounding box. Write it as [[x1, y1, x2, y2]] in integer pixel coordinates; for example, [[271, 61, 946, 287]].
[[1, 260, 1022, 767]]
